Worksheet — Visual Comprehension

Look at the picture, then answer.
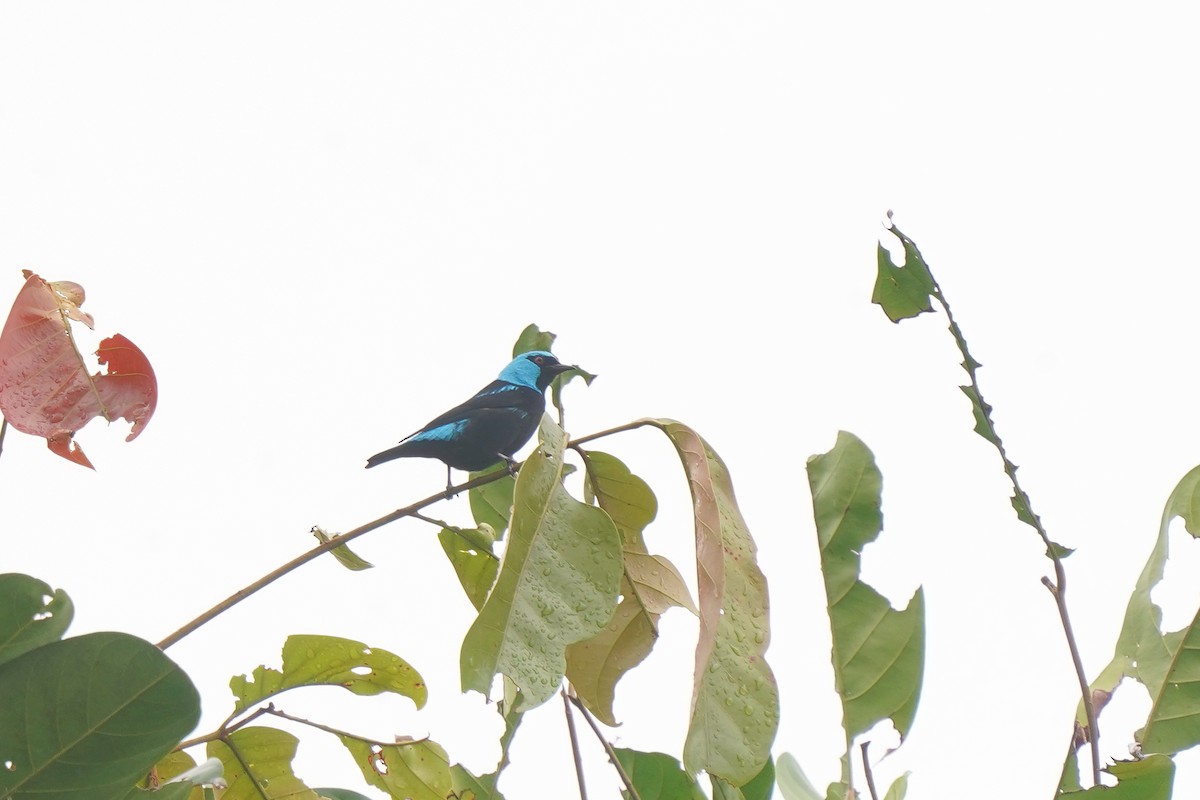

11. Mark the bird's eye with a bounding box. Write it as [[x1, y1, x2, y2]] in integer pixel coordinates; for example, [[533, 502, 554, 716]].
[[534, 356, 545, 364]]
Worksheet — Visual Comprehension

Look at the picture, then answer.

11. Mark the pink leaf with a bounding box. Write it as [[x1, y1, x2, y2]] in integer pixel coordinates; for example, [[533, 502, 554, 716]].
[[0, 271, 157, 468]]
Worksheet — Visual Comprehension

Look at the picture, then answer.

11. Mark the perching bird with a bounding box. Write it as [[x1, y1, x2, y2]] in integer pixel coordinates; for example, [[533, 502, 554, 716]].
[[366, 350, 576, 487]]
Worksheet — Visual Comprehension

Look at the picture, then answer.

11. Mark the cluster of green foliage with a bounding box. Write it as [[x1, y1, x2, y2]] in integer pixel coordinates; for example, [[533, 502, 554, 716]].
[[4, 224, 1200, 800]]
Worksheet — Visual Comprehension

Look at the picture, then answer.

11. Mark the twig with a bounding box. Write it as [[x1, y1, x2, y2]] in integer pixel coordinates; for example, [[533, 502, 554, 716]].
[[562, 690, 589, 800], [568, 420, 652, 449], [176, 705, 274, 750], [0, 417, 7, 459], [158, 422, 652, 651], [903, 228, 1102, 788], [860, 742, 880, 800], [156, 468, 513, 650], [264, 706, 388, 741], [567, 694, 641, 800]]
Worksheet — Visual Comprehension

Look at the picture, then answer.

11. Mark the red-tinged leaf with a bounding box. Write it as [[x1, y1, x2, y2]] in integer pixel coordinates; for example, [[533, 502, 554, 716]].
[[0, 271, 157, 468]]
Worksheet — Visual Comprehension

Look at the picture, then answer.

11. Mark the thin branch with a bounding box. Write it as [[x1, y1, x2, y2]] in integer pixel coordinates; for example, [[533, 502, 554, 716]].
[[562, 690, 589, 800], [568, 420, 653, 449], [176, 705, 274, 750], [567, 694, 641, 800], [860, 742, 880, 800], [264, 706, 387, 742], [158, 422, 652, 651], [0, 417, 8, 458], [156, 468, 513, 650], [905, 228, 1102, 787]]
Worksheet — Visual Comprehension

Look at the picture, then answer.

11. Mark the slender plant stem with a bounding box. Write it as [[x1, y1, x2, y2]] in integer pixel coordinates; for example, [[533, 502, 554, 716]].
[[264, 706, 383, 741], [562, 690, 590, 800], [0, 417, 8, 459], [156, 468, 512, 650], [567, 694, 641, 800], [568, 420, 653, 448], [913, 236, 1101, 787], [860, 742, 880, 800]]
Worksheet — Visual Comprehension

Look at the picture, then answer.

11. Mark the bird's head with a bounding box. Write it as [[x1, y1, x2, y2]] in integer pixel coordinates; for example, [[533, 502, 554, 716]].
[[500, 350, 576, 391]]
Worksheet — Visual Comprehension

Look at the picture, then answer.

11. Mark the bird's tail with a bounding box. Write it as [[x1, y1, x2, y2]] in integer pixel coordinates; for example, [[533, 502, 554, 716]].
[[365, 444, 409, 469]]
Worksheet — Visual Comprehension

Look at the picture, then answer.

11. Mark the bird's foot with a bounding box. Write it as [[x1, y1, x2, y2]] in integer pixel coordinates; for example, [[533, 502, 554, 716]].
[[502, 455, 519, 477]]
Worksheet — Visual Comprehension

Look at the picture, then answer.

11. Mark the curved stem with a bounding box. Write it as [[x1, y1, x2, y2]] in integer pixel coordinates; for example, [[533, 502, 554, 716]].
[[913, 236, 1101, 787], [567, 694, 641, 800], [156, 468, 512, 650]]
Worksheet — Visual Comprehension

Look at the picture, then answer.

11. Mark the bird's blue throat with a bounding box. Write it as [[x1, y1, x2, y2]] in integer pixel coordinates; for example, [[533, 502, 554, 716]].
[[497, 350, 556, 390]]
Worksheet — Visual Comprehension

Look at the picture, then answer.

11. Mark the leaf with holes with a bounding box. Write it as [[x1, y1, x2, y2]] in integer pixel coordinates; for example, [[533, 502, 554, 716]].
[[0, 271, 157, 468], [567, 450, 696, 725], [0, 631, 199, 800], [1062, 463, 1200, 780], [642, 419, 777, 787], [807, 433, 925, 750], [208, 727, 320, 800], [872, 225, 936, 323], [0, 573, 73, 667], [229, 634, 425, 716], [341, 737, 452, 800], [1068, 756, 1174, 798], [449, 677, 521, 800], [460, 415, 622, 710]]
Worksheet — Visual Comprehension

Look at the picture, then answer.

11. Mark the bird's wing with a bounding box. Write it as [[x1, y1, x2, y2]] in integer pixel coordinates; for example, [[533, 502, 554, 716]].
[[401, 381, 536, 442]]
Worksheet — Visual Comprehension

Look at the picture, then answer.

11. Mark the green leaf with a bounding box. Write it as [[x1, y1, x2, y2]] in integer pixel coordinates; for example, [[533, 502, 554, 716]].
[[775, 753, 822, 800], [340, 736, 451, 800], [439, 524, 501, 610], [229, 634, 426, 716], [0, 573, 73, 666], [511, 323, 556, 356], [806, 432, 925, 745], [882, 772, 910, 800], [470, 464, 516, 539], [208, 727, 320, 800], [1059, 462, 1200, 790], [449, 681, 521, 800], [567, 451, 697, 725], [125, 785, 196, 800], [123, 751, 206, 800], [645, 419, 778, 786], [312, 526, 374, 571], [509, 323, 596, 422], [312, 791, 375, 800], [1066, 755, 1174, 798], [460, 415, 623, 710], [959, 385, 995, 444], [0, 631, 200, 800], [738, 756, 775, 800], [613, 749, 705, 800], [872, 225, 936, 323]]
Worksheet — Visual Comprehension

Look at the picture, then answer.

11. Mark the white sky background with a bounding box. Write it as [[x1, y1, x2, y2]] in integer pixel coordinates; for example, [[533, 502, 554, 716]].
[[3, 3, 1200, 798]]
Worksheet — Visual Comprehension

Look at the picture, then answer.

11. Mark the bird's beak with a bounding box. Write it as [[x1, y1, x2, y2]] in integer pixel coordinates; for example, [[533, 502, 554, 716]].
[[551, 362, 577, 376]]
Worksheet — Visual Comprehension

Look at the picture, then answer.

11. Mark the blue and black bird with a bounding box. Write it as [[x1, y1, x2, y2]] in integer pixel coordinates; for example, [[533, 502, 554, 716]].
[[366, 350, 576, 486]]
